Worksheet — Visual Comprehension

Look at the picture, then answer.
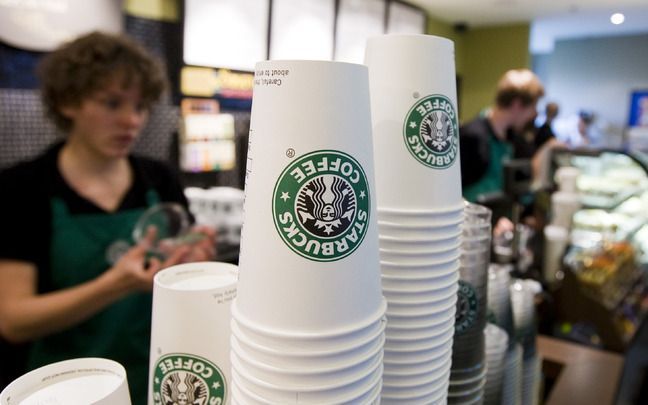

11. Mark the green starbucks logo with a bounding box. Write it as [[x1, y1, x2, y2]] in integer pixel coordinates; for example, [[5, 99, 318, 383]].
[[152, 353, 226, 405], [404, 94, 459, 169], [273, 150, 370, 262], [455, 280, 479, 334]]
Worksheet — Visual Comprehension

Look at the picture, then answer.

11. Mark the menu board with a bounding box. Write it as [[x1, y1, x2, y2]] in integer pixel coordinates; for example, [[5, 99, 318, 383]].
[[334, 0, 386, 64], [270, 0, 335, 60], [386, 1, 426, 35], [184, 0, 269, 71]]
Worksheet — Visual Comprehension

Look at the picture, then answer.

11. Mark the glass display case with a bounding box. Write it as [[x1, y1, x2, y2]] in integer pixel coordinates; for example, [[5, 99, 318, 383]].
[[548, 148, 648, 351]]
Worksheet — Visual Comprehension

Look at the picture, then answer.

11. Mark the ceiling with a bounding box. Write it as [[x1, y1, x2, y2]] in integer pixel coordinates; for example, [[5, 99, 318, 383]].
[[408, 0, 648, 53]]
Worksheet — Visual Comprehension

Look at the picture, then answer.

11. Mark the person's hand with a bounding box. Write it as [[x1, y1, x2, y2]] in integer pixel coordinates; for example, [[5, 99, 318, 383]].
[[493, 216, 514, 239], [104, 227, 191, 293]]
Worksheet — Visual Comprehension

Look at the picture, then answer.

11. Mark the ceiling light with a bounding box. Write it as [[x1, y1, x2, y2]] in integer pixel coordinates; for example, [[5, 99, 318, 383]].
[[610, 13, 625, 25]]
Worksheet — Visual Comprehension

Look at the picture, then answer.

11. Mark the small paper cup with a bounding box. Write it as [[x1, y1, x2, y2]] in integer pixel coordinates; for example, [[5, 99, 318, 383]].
[[1, 358, 130, 405]]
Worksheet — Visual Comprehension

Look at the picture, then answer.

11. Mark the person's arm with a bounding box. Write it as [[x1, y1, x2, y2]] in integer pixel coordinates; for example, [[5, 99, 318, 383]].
[[0, 230, 190, 343]]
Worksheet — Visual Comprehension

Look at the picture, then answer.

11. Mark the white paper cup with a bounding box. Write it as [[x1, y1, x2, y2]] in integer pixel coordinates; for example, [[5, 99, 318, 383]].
[[386, 318, 456, 342], [1, 358, 130, 405], [554, 166, 580, 193], [551, 191, 581, 228], [238, 60, 383, 333], [381, 269, 459, 291], [380, 256, 460, 278], [378, 221, 462, 239], [231, 357, 383, 403], [231, 338, 383, 389], [382, 355, 452, 385], [384, 325, 456, 352], [230, 318, 386, 370], [365, 34, 462, 210], [379, 242, 461, 264], [383, 336, 454, 364], [543, 225, 569, 284], [377, 205, 464, 226], [149, 262, 238, 405], [378, 233, 461, 253]]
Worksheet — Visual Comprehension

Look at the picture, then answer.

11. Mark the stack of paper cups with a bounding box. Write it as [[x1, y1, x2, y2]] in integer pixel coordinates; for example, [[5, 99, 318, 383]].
[[487, 264, 515, 341], [1, 358, 131, 404], [148, 262, 238, 405], [365, 34, 463, 404], [232, 60, 385, 404]]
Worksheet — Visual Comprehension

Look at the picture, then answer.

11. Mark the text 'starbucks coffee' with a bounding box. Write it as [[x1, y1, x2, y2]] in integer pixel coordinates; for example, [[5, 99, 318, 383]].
[[404, 94, 459, 169], [152, 354, 226, 405], [272, 150, 370, 262]]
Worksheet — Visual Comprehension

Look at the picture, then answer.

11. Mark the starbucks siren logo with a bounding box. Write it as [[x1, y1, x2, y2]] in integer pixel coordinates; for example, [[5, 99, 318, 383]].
[[455, 280, 479, 334], [273, 150, 370, 262], [404, 94, 459, 169], [152, 353, 226, 405]]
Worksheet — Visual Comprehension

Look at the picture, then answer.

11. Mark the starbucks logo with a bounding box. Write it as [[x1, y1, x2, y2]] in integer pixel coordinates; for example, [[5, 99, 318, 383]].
[[152, 354, 226, 405], [404, 94, 459, 169], [455, 280, 479, 334], [273, 150, 370, 262]]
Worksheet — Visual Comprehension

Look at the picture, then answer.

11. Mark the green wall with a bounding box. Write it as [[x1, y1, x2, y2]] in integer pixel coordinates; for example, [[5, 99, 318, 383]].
[[427, 18, 531, 123]]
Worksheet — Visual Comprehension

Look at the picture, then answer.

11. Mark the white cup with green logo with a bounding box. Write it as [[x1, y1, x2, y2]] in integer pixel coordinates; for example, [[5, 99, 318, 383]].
[[235, 60, 384, 334], [148, 262, 238, 405], [1, 358, 131, 405], [365, 34, 462, 211]]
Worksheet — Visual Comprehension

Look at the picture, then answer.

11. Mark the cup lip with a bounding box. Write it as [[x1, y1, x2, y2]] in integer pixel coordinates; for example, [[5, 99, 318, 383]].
[[231, 298, 387, 340], [381, 380, 449, 402], [385, 294, 457, 317], [379, 240, 462, 256], [379, 230, 463, 243], [378, 220, 462, 230], [382, 272, 459, 292], [0, 357, 126, 403], [383, 283, 458, 305], [231, 334, 384, 375], [154, 261, 238, 290], [385, 310, 456, 330], [385, 320, 455, 342], [384, 327, 455, 352], [377, 201, 465, 215], [231, 317, 386, 358], [256, 59, 368, 70], [384, 349, 453, 375], [382, 355, 452, 381], [380, 252, 460, 268]]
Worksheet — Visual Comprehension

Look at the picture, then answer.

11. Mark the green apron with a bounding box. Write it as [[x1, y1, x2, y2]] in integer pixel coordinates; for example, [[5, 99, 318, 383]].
[[28, 190, 159, 405], [463, 135, 512, 203]]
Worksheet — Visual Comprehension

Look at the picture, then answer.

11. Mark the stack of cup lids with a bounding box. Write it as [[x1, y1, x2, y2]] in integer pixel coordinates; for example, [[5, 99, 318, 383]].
[[500, 343, 523, 405], [365, 34, 463, 404], [231, 60, 385, 404], [1, 358, 131, 405], [487, 264, 515, 341], [484, 323, 509, 405], [449, 202, 492, 404], [510, 279, 541, 359]]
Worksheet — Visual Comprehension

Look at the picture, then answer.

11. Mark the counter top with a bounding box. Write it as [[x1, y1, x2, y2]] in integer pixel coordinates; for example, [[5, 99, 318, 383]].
[[538, 335, 625, 405]]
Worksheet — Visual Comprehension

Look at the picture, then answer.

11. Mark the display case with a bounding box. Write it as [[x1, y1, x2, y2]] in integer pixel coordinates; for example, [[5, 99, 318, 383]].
[[547, 148, 648, 351]]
